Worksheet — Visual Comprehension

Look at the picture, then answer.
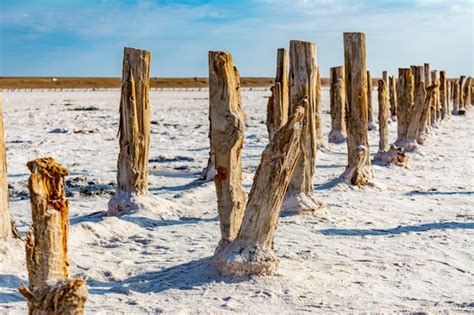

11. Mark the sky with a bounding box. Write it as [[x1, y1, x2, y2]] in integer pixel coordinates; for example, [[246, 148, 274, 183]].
[[0, 0, 473, 77]]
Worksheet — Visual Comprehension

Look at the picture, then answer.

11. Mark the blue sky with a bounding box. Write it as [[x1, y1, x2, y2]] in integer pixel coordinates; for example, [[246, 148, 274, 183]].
[[0, 0, 472, 77]]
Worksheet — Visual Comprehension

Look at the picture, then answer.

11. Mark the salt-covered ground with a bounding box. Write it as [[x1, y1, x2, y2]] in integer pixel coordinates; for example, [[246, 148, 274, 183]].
[[0, 88, 473, 314]]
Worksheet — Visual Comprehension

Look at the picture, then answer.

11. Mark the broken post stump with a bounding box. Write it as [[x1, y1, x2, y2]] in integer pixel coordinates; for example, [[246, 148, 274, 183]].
[[19, 279, 88, 315], [108, 47, 157, 216], [0, 93, 12, 238], [282, 40, 324, 212], [341, 32, 374, 186], [459, 76, 466, 111], [266, 48, 289, 142], [208, 51, 246, 254], [367, 70, 376, 130], [373, 80, 408, 166], [404, 66, 425, 151], [328, 66, 347, 143], [464, 76, 472, 111], [452, 81, 462, 115], [214, 107, 305, 276]]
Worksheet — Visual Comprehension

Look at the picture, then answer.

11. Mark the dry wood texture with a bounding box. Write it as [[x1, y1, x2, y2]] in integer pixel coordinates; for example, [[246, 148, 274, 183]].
[[19, 279, 88, 315], [459, 76, 466, 111], [367, 71, 376, 130], [389, 76, 398, 120], [395, 68, 414, 148], [0, 94, 12, 238], [440, 71, 449, 120], [283, 40, 323, 212], [208, 51, 246, 254], [464, 76, 472, 111], [25, 158, 69, 287], [423, 63, 432, 132], [214, 107, 304, 276], [341, 32, 374, 186], [267, 48, 289, 142], [452, 81, 461, 115], [108, 47, 153, 215], [417, 85, 438, 144], [430, 70, 440, 125], [373, 80, 408, 166], [403, 66, 425, 151], [328, 66, 347, 143]]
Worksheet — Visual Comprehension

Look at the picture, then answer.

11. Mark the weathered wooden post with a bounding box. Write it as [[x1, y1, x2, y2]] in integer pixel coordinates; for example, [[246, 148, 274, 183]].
[[431, 70, 440, 125], [282, 40, 324, 212], [405, 66, 425, 150], [464, 76, 472, 111], [424, 63, 432, 132], [394, 68, 414, 148], [373, 80, 408, 166], [267, 48, 289, 142], [0, 94, 12, 238], [341, 32, 374, 186], [328, 66, 347, 143], [382, 71, 388, 86], [389, 76, 398, 120], [452, 81, 461, 115], [208, 51, 246, 254], [214, 107, 305, 276], [459, 76, 466, 111], [367, 70, 376, 130], [108, 47, 155, 215], [20, 157, 88, 314], [440, 71, 448, 120]]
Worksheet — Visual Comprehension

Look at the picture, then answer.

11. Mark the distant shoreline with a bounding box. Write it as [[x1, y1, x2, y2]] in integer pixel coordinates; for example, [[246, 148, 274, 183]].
[[0, 77, 468, 89]]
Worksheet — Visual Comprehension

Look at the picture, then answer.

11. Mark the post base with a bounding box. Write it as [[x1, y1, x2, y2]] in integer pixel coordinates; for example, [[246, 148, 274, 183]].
[[328, 130, 347, 144], [282, 192, 325, 213]]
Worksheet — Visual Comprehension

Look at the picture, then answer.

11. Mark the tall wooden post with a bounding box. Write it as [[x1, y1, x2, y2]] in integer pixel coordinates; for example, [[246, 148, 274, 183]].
[[440, 71, 448, 120], [341, 32, 373, 186], [452, 81, 461, 114], [464, 76, 472, 111], [328, 66, 347, 143], [214, 107, 304, 276], [430, 70, 440, 125], [389, 76, 398, 120], [0, 94, 12, 238], [367, 70, 375, 130], [382, 71, 388, 86], [208, 51, 246, 254], [283, 40, 324, 212], [267, 48, 289, 142], [459, 76, 466, 111], [404, 66, 425, 150], [373, 80, 408, 166], [108, 47, 154, 216], [395, 68, 414, 148], [424, 63, 432, 132]]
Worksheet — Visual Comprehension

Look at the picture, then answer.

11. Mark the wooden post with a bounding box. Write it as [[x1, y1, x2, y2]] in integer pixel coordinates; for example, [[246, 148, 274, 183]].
[[464, 76, 472, 111], [389, 76, 398, 120], [404, 66, 425, 151], [0, 93, 12, 238], [208, 51, 246, 254], [108, 47, 154, 215], [19, 279, 88, 315], [283, 40, 324, 212], [328, 66, 347, 143], [459, 76, 466, 111], [382, 71, 388, 86], [373, 80, 408, 166], [316, 65, 323, 144], [266, 48, 289, 142], [452, 81, 461, 115], [214, 107, 304, 276], [367, 70, 376, 130], [430, 70, 440, 126], [341, 32, 374, 186], [439, 71, 448, 120], [395, 68, 414, 148], [25, 158, 69, 287], [424, 63, 432, 132]]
